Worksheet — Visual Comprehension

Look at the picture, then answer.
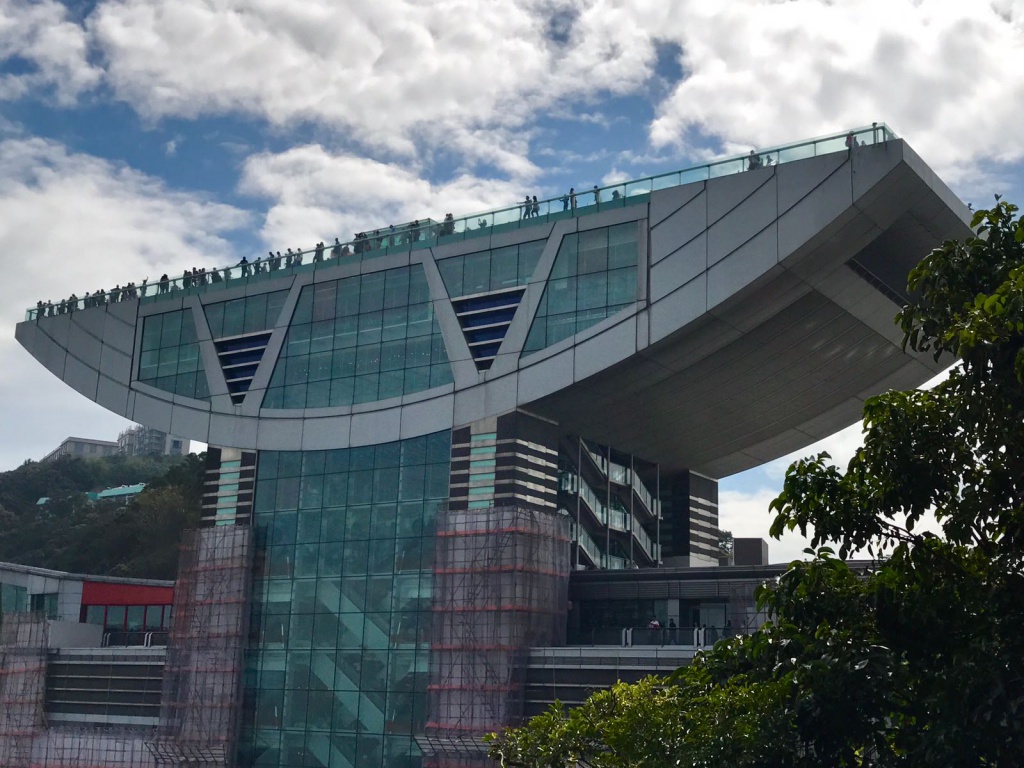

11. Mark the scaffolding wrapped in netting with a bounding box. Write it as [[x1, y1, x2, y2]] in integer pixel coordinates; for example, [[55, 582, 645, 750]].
[[150, 525, 254, 768], [422, 506, 569, 765], [0, 613, 47, 768], [33, 728, 155, 767]]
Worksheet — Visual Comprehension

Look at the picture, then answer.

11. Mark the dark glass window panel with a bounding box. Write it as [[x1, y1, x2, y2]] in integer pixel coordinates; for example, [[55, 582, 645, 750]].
[[490, 245, 518, 289], [204, 303, 225, 338], [266, 290, 288, 327], [430, 333, 448, 365], [299, 475, 324, 510], [160, 311, 183, 347], [381, 307, 407, 342], [106, 606, 127, 630], [293, 581, 318, 613], [608, 266, 637, 305], [518, 240, 545, 282], [359, 272, 386, 313], [307, 351, 332, 382], [336, 280, 360, 317], [462, 251, 490, 295], [408, 269, 431, 305], [271, 511, 297, 546], [309, 320, 333, 353], [384, 268, 411, 309], [292, 288, 314, 325], [175, 372, 197, 399], [294, 546, 319, 580], [404, 367, 430, 394], [550, 233, 577, 279], [577, 271, 609, 311], [429, 364, 452, 388], [378, 370, 404, 401], [283, 384, 306, 409], [608, 222, 638, 269], [275, 477, 300, 511], [312, 283, 337, 322], [334, 316, 359, 349], [353, 373, 380, 404], [370, 505, 397, 539], [285, 323, 311, 357], [374, 467, 400, 503], [262, 387, 284, 409], [222, 299, 246, 337], [141, 314, 163, 349], [398, 464, 425, 502], [329, 377, 354, 407], [578, 227, 609, 274], [331, 348, 356, 379], [437, 257, 463, 297], [400, 436, 426, 466], [406, 303, 432, 338], [320, 506, 346, 542]]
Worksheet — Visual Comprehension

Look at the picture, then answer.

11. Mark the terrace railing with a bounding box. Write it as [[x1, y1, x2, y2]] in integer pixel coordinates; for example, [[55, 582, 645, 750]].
[[27, 123, 895, 320]]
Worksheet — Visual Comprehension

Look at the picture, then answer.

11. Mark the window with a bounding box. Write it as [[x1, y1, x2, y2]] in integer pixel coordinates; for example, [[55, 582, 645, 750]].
[[262, 265, 452, 409], [30, 592, 59, 619], [84, 605, 105, 625], [523, 222, 638, 354], [138, 309, 210, 400], [105, 606, 127, 631]]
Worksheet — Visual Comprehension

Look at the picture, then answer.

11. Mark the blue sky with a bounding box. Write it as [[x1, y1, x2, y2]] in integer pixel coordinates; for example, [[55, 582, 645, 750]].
[[2, 0, 1023, 560]]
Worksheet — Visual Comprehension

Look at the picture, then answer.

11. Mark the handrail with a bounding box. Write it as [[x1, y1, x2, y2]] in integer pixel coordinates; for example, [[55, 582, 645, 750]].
[[27, 124, 896, 320], [567, 624, 739, 647], [562, 470, 659, 562]]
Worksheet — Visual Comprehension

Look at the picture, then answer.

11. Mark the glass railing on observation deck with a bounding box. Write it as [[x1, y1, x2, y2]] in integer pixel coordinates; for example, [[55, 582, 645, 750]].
[[26, 123, 896, 320]]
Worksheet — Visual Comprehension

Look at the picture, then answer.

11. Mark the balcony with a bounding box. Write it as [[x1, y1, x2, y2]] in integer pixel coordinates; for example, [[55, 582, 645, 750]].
[[561, 472, 659, 564]]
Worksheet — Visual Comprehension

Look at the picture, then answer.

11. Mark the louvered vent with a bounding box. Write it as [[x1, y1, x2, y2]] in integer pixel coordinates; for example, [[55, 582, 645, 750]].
[[452, 287, 525, 371], [214, 331, 273, 404]]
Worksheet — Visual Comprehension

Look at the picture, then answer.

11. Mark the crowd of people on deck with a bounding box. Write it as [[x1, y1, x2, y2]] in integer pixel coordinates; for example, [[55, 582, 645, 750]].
[[35, 281, 147, 318], [31, 189, 593, 319]]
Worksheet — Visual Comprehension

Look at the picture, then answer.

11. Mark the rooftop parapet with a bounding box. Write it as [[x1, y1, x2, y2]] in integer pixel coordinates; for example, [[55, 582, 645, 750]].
[[26, 123, 896, 321]]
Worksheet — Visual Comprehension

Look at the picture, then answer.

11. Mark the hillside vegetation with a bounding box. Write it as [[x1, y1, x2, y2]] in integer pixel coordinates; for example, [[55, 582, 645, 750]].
[[0, 453, 204, 580]]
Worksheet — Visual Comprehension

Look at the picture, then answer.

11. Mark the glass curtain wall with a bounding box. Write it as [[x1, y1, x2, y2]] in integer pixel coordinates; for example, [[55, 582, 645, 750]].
[[138, 308, 210, 400], [436, 240, 544, 297], [205, 291, 290, 338], [241, 431, 452, 768], [522, 223, 638, 354], [262, 265, 452, 410]]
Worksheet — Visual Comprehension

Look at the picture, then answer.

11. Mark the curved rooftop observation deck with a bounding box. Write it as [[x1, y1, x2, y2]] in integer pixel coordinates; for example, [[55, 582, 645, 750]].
[[17, 124, 969, 477], [26, 124, 896, 320]]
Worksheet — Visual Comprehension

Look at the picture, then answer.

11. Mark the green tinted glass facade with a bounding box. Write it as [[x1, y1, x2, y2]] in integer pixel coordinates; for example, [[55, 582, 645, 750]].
[[522, 223, 638, 354], [138, 309, 210, 400], [241, 432, 451, 768], [0, 582, 28, 615], [262, 266, 452, 410], [436, 240, 544, 298], [205, 291, 289, 338]]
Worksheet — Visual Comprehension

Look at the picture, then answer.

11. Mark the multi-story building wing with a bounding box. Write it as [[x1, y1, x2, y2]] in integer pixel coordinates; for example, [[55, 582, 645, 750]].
[[42, 437, 120, 462], [117, 424, 190, 458], [14, 127, 969, 768]]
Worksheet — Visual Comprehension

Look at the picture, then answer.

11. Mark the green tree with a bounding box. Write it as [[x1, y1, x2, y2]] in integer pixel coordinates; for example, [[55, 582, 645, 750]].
[[0, 451, 205, 579], [488, 201, 1024, 767]]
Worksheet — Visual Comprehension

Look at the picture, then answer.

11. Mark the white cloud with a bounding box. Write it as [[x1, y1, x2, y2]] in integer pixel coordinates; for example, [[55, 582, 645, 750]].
[[0, 137, 251, 469], [0, 0, 102, 104], [719, 486, 813, 565], [644, 0, 1024, 187], [86, 0, 662, 174], [239, 144, 529, 249]]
